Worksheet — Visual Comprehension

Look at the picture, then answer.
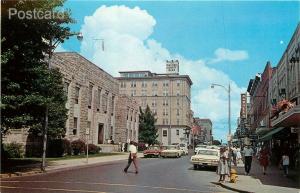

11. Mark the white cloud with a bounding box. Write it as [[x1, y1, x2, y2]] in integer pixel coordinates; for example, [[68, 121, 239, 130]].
[[209, 48, 249, 64], [79, 5, 247, 141]]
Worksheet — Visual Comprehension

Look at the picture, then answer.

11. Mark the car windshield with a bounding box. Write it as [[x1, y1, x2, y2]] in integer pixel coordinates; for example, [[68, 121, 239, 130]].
[[197, 150, 218, 156], [165, 146, 177, 150], [148, 146, 159, 150], [179, 144, 186, 147]]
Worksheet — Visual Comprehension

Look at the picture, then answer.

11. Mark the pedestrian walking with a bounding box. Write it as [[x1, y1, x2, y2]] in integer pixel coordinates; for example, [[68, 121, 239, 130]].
[[217, 147, 229, 182], [236, 149, 242, 164], [259, 146, 269, 175], [280, 152, 289, 177], [242, 145, 254, 175], [232, 146, 237, 166], [123, 141, 138, 174]]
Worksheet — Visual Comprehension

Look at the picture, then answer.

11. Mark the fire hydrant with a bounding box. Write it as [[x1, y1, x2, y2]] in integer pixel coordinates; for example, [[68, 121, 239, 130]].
[[230, 168, 238, 183]]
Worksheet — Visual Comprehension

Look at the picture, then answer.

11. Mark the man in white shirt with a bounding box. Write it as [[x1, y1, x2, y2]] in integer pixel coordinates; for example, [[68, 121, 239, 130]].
[[123, 141, 138, 174], [242, 145, 254, 175]]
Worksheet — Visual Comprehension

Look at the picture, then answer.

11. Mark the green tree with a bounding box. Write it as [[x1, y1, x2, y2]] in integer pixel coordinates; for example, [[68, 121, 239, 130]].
[[212, 140, 221, 146], [1, 0, 74, 139], [138, 105, 158, 145]]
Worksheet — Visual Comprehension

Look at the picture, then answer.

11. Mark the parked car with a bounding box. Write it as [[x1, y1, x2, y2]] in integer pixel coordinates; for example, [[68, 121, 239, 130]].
[[194, 144, 207, 154], [143, 146, 161, 158], [160, 145, 182, 158], [190, 148, 220, 169], [179, 143, 188, 155]]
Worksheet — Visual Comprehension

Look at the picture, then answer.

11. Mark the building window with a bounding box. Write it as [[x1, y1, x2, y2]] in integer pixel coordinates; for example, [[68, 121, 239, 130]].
[[163, 130, 167, 137], [75, 86, 80, 104], [163, 90, 168, 96], [102, 91, 108, 113], [121, 82, 126, 88], [142, 81, 147, 88], [73, 117, 78, 135], [152, 90, 157, 96], [63, 82, 69, 97], [152, 109, 157, 115], [152, 81, 158, 87], [177, 119, 180, 125], [166, 119, 168, 124], [152, 100, 156, 107], [177, 80, 180, 86], [111, 95, 115, 115], [177, 109, 180, 116], [163, 80, 169, 87], [163, 99, 169, 106], [131, 81, 136, 88], [97, 88, 102, 110], [177, 99, 180, 106], [176, 90, 180, 96], [163, 109, 168, 116], [88, 84, 93, 108], [141, 90, 147, 96], [176, 129, 179, 135], [131, 90, 136, 96]]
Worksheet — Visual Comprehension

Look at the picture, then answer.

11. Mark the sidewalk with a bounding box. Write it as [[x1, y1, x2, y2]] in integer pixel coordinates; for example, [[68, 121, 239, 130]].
[[219, 158, 300, 193], [1, 152, 143, 178]]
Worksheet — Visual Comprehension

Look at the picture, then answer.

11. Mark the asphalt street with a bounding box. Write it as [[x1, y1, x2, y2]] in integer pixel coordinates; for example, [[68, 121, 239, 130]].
[[1, 155, 235, 193]]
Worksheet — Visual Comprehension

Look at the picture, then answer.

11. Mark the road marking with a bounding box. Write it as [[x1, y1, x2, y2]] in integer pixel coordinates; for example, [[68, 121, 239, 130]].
[[1, 180, 212, 192], [0, 185, 107, 193]]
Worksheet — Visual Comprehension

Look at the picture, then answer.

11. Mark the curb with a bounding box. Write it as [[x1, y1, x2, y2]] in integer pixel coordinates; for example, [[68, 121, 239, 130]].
[[217, 182, 253, 193], [1, 170, 43, 179]]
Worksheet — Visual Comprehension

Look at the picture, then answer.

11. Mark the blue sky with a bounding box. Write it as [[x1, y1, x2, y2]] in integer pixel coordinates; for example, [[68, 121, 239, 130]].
[[59, 1, 299, 141]]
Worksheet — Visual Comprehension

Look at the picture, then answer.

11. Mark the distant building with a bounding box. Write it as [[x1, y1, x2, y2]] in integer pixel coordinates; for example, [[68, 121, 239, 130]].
[[116, 61, 193, 145], [194, 118, 212, 144]]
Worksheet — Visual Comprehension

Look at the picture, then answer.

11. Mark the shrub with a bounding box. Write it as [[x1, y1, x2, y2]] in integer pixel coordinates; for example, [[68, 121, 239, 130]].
[[3, 142, 24, 158], [47, 138, 72, 157], [62, 139, 72, 155], [47, 139, 64, 157], [71, 139, 85, 155], [85, 144, 101, 154]]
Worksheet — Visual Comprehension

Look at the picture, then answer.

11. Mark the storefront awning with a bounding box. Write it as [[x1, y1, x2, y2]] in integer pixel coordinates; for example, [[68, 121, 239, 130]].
[[259, 127, 285, 141], [255, 127, 270, 136]]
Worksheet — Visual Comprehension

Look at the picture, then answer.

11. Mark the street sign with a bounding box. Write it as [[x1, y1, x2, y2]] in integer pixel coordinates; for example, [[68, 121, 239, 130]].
[[85, 128, 90, 135]]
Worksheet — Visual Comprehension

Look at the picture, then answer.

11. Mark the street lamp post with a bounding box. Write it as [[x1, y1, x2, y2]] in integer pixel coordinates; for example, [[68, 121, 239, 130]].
[[211, 83, 231, 173], [41, 32, 83, 171]]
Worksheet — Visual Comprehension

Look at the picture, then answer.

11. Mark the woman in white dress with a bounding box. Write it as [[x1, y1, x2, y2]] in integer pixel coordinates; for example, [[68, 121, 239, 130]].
[[218, 147, 229, 182]]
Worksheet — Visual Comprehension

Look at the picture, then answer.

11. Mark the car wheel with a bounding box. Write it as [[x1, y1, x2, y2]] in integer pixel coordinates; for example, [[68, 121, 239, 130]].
[[193, 164, 197, 170]]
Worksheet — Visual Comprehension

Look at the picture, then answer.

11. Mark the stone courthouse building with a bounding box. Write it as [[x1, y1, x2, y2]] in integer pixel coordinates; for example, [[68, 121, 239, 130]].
[[51, 52, 139, 146], [4, 52, 139, 151]]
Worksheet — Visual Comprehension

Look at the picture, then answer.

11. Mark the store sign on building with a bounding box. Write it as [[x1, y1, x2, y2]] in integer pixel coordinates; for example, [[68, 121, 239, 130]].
[[240, 93, 247, 118], [166, 60, 179, 74]]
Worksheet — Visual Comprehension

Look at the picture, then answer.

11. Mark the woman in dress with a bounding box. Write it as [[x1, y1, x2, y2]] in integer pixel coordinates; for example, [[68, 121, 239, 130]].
[[259, 146, 269, 175], [218, 147, 229, 182]]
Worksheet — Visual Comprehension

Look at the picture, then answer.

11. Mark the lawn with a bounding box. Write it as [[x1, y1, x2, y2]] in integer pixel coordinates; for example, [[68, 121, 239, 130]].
[[2, 152, 126, 173]]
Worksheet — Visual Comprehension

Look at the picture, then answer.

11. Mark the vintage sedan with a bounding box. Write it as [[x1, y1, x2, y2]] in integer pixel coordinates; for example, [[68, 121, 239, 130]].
[[143, 146, 161, 158], [160, 145, 182, 158], [179, 143, 189, 155], [190, 148, 220, 169]]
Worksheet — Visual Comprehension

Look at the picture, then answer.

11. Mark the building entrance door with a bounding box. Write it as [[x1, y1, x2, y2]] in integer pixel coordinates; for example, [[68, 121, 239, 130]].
[[98, 123, 104, 144]]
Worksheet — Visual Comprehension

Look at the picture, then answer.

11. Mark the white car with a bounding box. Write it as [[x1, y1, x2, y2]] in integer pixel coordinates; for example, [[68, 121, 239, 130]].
[[190, 148, 220, 169], [179, 143, 188, 155], [194, 144, 207, 154], [160, 145, 182, 158]]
